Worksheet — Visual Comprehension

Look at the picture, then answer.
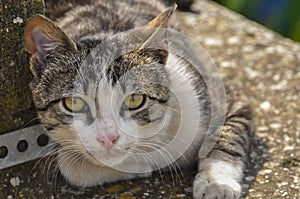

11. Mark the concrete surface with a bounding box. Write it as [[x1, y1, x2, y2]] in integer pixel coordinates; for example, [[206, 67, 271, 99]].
[[0, 0, 44, 134], [0, 0, 299, 198]]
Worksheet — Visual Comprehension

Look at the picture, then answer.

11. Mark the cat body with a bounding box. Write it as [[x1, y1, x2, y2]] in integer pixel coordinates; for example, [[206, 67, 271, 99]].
[[25, 0, 253, 198]]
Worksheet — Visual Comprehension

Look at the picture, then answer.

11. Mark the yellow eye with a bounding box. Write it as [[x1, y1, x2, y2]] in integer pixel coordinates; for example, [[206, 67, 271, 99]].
[[123, 94, 146, 110], [63, 97, 87, 113]]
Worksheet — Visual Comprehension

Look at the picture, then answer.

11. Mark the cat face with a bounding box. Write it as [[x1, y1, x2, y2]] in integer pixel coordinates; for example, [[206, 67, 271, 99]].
[[24, 7, 181, 169], [54, 47, 173, 167]]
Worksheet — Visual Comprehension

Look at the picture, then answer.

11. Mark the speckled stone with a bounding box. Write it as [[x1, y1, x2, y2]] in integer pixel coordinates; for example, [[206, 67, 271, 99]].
[[0, 0, 299, 198], [0, 0, 44, 134]]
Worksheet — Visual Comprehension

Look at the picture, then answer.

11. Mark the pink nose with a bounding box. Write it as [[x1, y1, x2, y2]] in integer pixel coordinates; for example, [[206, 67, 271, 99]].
[[97, 134, 119, 150]]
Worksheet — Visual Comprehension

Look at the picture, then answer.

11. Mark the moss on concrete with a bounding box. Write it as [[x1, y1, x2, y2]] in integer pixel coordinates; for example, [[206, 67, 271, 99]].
[[0, 0, 44, 134]]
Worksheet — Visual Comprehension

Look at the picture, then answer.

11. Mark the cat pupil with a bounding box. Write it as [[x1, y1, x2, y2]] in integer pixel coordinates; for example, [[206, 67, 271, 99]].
[[73, 98, 78, 105], [131, 95, 135, 101]]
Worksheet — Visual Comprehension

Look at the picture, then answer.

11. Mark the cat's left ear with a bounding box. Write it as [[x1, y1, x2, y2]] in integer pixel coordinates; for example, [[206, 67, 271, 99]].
[[139, 4, 177, 64], [24, 15, 77, 77], [145, 4, 177, 29]]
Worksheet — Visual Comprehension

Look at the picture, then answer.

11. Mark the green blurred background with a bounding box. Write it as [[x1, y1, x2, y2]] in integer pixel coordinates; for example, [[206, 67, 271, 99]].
[[212, 0, 300, 42]]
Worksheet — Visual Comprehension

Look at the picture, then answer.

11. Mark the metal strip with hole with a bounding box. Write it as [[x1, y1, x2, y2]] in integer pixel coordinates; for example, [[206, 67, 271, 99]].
[[0, 125, 53, 170]]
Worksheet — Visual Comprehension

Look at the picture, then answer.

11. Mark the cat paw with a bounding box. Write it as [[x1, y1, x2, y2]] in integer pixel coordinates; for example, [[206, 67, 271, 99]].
[[193, 175, 241, 199]]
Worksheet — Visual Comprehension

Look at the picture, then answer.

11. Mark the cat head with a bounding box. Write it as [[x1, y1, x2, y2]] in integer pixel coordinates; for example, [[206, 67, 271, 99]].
[[24, 6, 183, 169]]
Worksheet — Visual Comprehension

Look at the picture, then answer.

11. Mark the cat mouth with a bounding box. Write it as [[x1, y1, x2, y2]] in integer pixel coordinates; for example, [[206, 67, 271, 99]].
[[86, 149, 129, 167]]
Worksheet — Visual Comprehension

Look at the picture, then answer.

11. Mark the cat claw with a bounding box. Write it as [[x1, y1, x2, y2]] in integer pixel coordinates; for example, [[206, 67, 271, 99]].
[[193, 177, 241, 199]]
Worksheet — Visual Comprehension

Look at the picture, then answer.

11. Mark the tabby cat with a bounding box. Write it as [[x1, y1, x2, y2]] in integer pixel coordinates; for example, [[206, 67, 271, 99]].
[[24, 0, 253, 198]]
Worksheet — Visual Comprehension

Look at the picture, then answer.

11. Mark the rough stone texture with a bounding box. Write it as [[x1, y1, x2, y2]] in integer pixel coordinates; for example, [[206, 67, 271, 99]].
[[0, 0, 44, 134], [0, 0, 299, 198]]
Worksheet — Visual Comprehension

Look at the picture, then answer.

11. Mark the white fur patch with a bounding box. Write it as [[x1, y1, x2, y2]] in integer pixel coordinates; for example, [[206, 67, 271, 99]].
[[165, 54, 209, 164], [193, 159, 243, 199], [57, 153, 151, 187]]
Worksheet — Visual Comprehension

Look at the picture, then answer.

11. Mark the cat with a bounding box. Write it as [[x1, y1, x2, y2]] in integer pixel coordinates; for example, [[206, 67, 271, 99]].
[[24, 0, 254, 198]]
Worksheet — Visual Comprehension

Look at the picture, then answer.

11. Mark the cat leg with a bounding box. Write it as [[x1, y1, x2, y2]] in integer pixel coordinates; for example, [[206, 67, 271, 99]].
[[193, 86, 253, 199]]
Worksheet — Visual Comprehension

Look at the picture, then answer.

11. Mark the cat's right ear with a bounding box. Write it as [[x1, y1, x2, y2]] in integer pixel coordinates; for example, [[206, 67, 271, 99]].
[[24, 15, 77, 77]]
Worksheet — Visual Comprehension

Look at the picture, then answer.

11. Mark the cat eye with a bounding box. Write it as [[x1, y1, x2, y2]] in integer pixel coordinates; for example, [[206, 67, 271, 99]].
[[62, 97, 87, 113], [123, 94, 146, 111]]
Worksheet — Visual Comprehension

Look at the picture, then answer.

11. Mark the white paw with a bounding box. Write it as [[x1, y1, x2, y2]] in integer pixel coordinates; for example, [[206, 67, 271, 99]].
[[193, 175, 241, 199]]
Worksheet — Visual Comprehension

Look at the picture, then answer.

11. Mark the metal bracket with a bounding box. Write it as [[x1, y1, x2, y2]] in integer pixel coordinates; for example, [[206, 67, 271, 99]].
[[0, 125, 53, 169]]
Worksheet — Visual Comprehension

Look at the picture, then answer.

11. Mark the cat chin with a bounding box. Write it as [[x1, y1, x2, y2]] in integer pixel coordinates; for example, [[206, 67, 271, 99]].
[[87, 152, 130, 168], [57, 151, 150, 187]]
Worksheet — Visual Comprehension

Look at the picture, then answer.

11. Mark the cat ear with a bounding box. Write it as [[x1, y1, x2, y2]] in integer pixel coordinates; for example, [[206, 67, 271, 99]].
[[138, 4, 177, 65], [145, 4, 177, 29], [24, 15, 77, 77]]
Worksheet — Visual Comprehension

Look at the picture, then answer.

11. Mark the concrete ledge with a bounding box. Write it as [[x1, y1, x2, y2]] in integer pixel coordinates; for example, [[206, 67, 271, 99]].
[[179, 1, 300, 198], [0, 0, 44, 134]]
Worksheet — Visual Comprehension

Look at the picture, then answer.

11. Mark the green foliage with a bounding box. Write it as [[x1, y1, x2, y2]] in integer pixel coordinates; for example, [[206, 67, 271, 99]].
[[213, 0, 300, 42]]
